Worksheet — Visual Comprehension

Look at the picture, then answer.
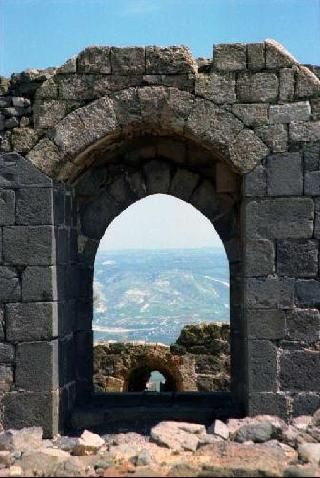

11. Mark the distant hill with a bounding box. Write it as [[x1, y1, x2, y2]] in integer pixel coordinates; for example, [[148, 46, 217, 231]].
[[93, 248, 229, 344]]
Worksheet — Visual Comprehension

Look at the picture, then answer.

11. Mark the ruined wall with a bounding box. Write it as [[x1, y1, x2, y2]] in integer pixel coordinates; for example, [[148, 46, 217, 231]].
[[94, 323, 230, 393], [0, 40, 319, 436]]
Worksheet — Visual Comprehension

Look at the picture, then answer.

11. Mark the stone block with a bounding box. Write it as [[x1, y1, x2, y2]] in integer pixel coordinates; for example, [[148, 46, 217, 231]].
[[0, 191, 15, 225], [6, 302, 58, 342], [110, 47, 145, 74], [237, 72, 278, 103], [16, 340, 58, 392], [143, 160, 171, 194], [295, 280, 320, 307], [285, 309, 320, 344], [247, 43, 265, 71], [215, 162, 238, 193], [296, 65, 320, 99], [10, 128, 39, 153], [145, 46, 196, 74], [27, 139, 63, 178], [244, 198, 314, 239], [269, 101, 311, 124], [16, 188, 53, 225], [245, 239, 275, 276], [280, 350, 320, 391], [169, 169, 199, 200], [267, 152, 303, 196], [0, 153, 52, 188], [0, 343, 15, 363], [74, 331, 93, 382], [33, 100, 67, 128], [213, 43, 246, 71], [279, 68, 295, 102], [303, 143, 320, 171], [229, 129, 269, 173], [77, 46, 111, 74], [265, 39, 298, 69], [277, 240, 318, 277], [255, 124, 288, 153], [293, 393, 320, 416], [57, 75, 94, 100], [245, 277, 294, 309], [248, 393, 288, 418], [289, 121, 320, 142], [0, 267, 20, 302], [195, 72, 236, 104], [305, 171, 320, 195], [248, 340, 277, 392], [3, 226, 55, 265], [243, 165, 267, 196], [246, 309, 286, 340], [2, 391, 59, 438], [232, 104, 269, 127]]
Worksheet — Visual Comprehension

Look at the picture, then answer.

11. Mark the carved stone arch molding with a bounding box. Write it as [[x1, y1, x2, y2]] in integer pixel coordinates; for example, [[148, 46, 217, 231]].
[[0, 40, 320, 436]]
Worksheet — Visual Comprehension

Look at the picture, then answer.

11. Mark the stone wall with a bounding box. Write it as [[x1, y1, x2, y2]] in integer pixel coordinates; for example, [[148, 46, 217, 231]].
[[0, 40, 319, 436], [94, 323, 230, 393]]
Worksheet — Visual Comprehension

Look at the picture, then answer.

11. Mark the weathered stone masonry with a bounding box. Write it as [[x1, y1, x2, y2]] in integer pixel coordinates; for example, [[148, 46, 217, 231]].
[[94, 323, 230, 393], [0, 40, 320, 436]]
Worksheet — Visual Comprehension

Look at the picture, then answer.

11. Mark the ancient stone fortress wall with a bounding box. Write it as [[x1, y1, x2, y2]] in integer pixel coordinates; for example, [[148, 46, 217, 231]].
[[0, 40, 319, 437], [94, 323, 230, 393]]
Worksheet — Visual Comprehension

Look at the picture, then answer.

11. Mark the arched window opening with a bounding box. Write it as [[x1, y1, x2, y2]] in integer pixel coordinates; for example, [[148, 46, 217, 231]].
[[93, 193, 231, 393]]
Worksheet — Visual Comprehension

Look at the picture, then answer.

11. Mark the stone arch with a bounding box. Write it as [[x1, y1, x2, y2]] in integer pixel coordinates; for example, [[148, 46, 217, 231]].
[[1, 40, 320, 437], [27, 86, 269, 181]]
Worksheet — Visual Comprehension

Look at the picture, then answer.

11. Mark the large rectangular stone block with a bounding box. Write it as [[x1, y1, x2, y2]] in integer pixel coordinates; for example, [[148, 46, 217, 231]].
[[280, 350, 320, 391], [305, 171, 320, 196], [279, 68, 295, 102], [145, 46, 196, 74], [213, 43, 246, 71], [0, 191, 15, 225], [3, 226, 56, 265], [293, 393, 320, 416], [110, 47, 145, 74], [244, 198, 314, 239], [16, 188, 53, 225], [267, 153, 303, 196], [285, 309, 320, 344], [255, 124, 288, 153], [269, 101, 311, 124], [196, 72, 236, 104], [6, 302, 58, 342], [246, 309, 286, 340], [0, 266, 21, 302], [303, 143, 320, 171], [248, 392, 288, 418], [245, 277, 294, 309], [243, 165, 267, 197], [16, 340, 58, 392], [244, 239, 275, 276], [232, 103, 268, 127], [277, 240, 318, 277], [237, 72, 278, 103], [247, 43, 265, 71], [0, 152, 52, 188], [248, 340, 278, 392], [289, 121, 320, 142], [2, 391, 59, 438], [22, 266, 60, 302], [295, 279, 320, 307]]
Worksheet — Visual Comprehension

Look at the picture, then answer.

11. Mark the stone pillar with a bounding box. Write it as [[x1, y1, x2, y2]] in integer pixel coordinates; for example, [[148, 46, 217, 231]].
[[0, 152, 76, 437]]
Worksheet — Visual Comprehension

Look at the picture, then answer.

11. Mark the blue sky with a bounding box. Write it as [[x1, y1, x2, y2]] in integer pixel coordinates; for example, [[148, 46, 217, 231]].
[[2, 0, 320, 249]]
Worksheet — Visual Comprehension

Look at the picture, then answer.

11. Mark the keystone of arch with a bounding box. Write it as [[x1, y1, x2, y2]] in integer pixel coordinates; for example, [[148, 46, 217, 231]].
[[28, 86, 269, 179]]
